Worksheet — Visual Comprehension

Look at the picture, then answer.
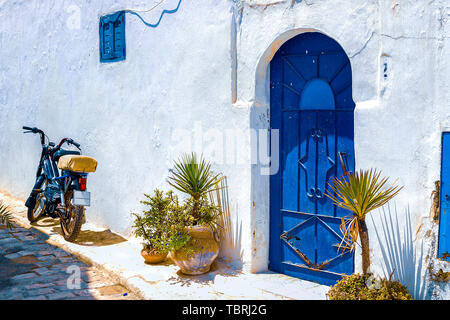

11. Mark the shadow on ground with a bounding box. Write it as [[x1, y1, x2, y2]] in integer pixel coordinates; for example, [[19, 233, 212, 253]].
[[0, 254, 39, 291], [0, 224, 131, 300], [166, 259, 240, 287], [0, 225, 96, 299], [46, 224, 127, 247], [32, 215, 127, 247]]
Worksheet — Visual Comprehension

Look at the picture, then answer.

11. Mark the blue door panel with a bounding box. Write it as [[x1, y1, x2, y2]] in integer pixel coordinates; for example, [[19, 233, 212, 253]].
[[282, 219, 316, 266], [335, 86, 354, 109], [316, 219, 343, 268], [316, 111, 336, 216], [299, 111, 317, 214], [316, 216, 353, 274], [282, 111, 300, 212], [330, 63, 352, 94], [282, 61, 307, 106], [282, 262, 343, 286], [283, 85, 301, 109], [439, 133, 450, 260], [281, 210, 312, 232], [282, 215, 316, 266], [318, 53, 349, 82], [268, 49, 283, 272], [279, 33, 343, 56], [283, 56, 318, 83], [270, 32, 355, 285], [335, 111, 355, 218], [300, 80, 335, 110]]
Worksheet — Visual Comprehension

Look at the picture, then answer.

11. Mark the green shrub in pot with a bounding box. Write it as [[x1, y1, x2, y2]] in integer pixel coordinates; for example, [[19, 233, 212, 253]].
[[167, 153, 224, 275], [132, 189, 176, 264]]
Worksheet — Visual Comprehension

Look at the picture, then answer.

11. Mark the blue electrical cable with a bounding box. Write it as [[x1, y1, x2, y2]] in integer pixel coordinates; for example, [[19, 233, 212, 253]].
[[124, 0, 182, 28]]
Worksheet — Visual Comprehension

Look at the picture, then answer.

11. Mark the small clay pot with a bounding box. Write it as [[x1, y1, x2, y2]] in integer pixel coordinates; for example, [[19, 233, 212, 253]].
[[171, 226, 220, 275], [141, 248, 168, 264]]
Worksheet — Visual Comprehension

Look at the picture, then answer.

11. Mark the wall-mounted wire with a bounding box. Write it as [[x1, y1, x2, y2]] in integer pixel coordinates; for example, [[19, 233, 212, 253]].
[[99, 0, 182, 62], [123, 0, 165, 13], [124, 0, 182, 29]]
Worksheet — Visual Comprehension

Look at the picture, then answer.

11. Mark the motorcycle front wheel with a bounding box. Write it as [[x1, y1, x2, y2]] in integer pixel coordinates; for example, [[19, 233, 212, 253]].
[[27, 192, 46, 223], [60, 191, 84, 242]]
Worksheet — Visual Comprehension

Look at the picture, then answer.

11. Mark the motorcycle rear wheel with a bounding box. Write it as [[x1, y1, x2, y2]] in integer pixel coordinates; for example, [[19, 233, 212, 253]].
[[60, 191, 84, 242]]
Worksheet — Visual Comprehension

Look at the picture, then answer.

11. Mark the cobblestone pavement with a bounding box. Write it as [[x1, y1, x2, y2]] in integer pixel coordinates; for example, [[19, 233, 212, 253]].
[[0, 224, 139, 300]]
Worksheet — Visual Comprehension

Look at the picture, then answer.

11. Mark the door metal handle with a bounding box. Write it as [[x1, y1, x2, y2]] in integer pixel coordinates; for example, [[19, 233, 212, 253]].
[[338, 152, 352, 176]]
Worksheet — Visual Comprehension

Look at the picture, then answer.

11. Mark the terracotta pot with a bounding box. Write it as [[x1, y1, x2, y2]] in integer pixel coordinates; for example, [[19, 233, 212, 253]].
[[171, 226, 220, 275], [141, 248, 168, 264]]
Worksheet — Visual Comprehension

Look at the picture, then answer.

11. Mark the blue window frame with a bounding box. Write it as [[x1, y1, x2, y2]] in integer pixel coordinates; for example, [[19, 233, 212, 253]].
[[439, 132, 450, 260], [99, 11, 126, 63]]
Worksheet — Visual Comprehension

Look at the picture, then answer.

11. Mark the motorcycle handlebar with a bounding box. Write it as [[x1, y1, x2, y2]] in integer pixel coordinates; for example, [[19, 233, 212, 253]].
[[72, 141, 81, 148], [22, 126, 40, 134], [57, 138, 81, 150], [57, 138, 67, 148], [23, 126, 81, 150], [23, 126, 45, 145]]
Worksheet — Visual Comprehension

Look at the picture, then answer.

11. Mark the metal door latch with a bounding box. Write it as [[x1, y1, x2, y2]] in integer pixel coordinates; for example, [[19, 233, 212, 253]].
[[338, 151, 352, 176]]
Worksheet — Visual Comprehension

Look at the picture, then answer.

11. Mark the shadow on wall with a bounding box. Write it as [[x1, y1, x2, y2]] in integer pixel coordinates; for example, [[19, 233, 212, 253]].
[[209, 178, 244, 269], [371, 203, 427, 299], [219, 206, 244, 269]]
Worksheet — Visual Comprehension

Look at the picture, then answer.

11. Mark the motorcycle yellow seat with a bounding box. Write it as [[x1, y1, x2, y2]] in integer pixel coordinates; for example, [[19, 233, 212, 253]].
[[57, 155, 98, 173]]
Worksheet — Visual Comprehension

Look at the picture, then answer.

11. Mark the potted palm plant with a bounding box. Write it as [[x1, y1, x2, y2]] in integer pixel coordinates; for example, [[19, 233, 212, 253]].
[[167, 153, 224, 275], [324, 169, 409, 300], [325, 168, 403, 274], [132, 189, 174, 264]]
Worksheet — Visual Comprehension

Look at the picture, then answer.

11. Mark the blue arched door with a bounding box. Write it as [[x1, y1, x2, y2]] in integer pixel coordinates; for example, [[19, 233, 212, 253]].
[[269, 32, 355, 286]]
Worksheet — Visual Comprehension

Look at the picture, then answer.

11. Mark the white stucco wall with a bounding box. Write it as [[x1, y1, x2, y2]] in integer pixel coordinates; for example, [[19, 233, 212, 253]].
[[0, 0, 252, 265], [239, 0, 449, 298], [0, 0, 448, 298]]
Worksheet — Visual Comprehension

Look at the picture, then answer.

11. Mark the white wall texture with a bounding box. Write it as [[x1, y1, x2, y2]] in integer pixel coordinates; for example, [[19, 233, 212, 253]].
[[0, 0, 252, 265], [0, 0, 448, 298]]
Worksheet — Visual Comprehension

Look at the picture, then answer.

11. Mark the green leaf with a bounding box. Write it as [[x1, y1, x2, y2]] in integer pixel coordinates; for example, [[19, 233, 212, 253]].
[[0, 201, 14, 230], [167, 153, 224, 200]]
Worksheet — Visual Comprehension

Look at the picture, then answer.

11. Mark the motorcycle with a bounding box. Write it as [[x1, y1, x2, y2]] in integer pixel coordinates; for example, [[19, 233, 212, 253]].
[[23, 126, 97, 242]]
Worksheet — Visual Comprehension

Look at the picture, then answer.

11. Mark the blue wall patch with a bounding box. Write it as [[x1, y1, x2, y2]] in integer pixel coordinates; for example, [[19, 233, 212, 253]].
[[99, 11, 126, 63]]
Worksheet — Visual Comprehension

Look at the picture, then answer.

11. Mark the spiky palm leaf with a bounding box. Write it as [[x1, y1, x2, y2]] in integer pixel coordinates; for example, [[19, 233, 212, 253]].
[[168, 153, 224, 200], [325, 169, 402, 252], [326, 169, 403, 220], [0, 201, 14, 230]]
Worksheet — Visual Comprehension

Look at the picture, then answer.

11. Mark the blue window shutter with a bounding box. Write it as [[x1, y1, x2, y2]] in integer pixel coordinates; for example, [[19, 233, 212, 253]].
[[113, 15, 125, 58], [439, 132, 450, 260], [100, 11, 126, 63], [102, 23, 114, 60]]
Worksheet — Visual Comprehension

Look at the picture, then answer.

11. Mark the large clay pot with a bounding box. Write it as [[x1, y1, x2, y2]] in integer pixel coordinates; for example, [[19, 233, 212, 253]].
[[171, 226, 219, 275], [141, 248, 168, 264]]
